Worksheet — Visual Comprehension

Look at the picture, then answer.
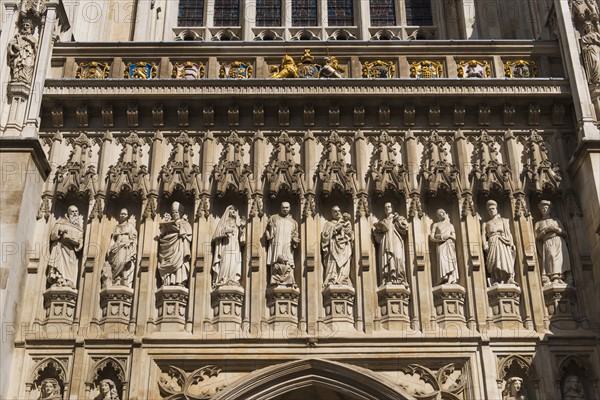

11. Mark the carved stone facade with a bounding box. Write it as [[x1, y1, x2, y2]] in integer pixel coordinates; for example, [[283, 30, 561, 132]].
[[2, 1, 600, 399]]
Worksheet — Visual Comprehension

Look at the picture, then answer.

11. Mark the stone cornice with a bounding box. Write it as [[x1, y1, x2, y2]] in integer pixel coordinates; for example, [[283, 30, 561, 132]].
[[50, 40, 561, 58], [0, 137, 51, 179], [43, 79, 571, 101]]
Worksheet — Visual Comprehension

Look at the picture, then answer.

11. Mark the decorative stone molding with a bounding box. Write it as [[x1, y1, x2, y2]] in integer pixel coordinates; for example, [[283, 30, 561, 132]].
[[521, 130, 562, 195], [266, 285, 300, 325], [85, 357, 127, 400], [178, 104, 190, 127], [102, 104, 114, 127], [397, 363, 468, 399], [470, 130, 513, 196], [75, 104, 88, 128], [127, 103, 139, 128], [158, 365, 226, 399]]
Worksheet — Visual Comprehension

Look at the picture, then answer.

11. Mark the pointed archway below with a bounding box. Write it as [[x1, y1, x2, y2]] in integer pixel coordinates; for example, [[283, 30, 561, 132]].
[[214, 358, 416, 400]]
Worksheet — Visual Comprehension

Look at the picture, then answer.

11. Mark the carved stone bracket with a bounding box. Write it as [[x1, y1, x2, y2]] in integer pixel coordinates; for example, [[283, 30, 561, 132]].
[[155, 285, 188, 330], [99, 286, 134, 325], [432, 284, 466, 327], [160, 131, 200, 198], [487, 284, 522, 329], [266, 285, 300, 325], [213, 131, 252, 198], [43, 286, 78, 324], [323, 284, 355, 330], [377, 283, 411, 331], [211, 285, 244, 330]]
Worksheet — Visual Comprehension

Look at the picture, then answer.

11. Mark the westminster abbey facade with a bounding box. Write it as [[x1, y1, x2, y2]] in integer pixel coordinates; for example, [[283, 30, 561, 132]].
[[1, 0, 600, 399]]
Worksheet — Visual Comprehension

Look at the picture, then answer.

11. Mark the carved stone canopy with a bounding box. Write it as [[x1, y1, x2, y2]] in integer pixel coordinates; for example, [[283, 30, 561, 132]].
[[316, 131, 358, 197], [54, 133, 98, 200], [420, 130, 461, 197], [368, 130, 409, 197], [106, 132, 149, 199], [213, 131, 252, 198], [160, 131, 201, 198], [264, 131, 304, 198]]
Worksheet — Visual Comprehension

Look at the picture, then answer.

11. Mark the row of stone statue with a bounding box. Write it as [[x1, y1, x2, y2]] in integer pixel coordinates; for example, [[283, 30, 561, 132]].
[[46, 199, 572, 293], [502, 375, 586, 400], [37, 378, 118, 400]]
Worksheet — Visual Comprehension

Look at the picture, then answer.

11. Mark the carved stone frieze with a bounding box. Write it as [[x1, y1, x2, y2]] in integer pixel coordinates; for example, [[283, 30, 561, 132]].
[[158, 365, 225, 400], [160, 131, 201, 198], [264, 131, 304, 198], [316, 131, 357, 197], [106, 132, 149, 199], [397, 363, 468, 399], [213, 131, 252, 198]]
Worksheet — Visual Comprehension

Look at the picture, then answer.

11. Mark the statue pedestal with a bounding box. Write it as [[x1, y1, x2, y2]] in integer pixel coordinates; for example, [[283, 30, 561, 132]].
[[155, 285, 188, 330], [211, 285, 244, 331], [487, 284, 522, 329], [266, 285, 300, 327], [543, 281, 578, 330], [322, 285, 355, 330], [43, 286, 78, 324], [100, 286, 134, 325], [377, 284, 411, 331], [432, 284, 466, 327]]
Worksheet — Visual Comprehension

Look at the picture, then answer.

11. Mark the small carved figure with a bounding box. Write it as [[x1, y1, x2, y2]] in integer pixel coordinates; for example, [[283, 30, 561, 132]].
[[482, 200, 517, 285], [322, 206, 354, 287], [373, 202, 409, 286], [47, 205, 84, 289], [581, 21, 600, 84], [562, 375, 586, 400], [158, 202, 192, 286], [8, 17, 37, 83], [212, 205, 246, 287], [266, 202, 299, 286], [103, 208, 137, 288], [271, 55, 299, 78], [430, 209, 459, 285], [95, 379, 120, 400], [319, 56, 343, 78], [38, 378, 61, 400], [502, 377, 526, 400], [535, 200, 572, 285]]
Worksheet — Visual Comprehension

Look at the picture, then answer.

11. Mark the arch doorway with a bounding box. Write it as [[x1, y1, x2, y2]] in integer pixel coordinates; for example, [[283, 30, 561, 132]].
[[214, 358, 416, 400]]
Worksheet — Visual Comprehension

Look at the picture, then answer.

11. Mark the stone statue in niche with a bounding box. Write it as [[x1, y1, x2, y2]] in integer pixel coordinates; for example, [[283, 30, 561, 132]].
[[502, 377, 526, 400], [581, 21, 600, 84], [429, 208, 459, 285], [103, 208, 137, 288], [562, 375, 585, 400], [95, 379, 120, 400], [8, 17, 37, 84], [47, 205, 84, 289], [38, 378, 61, 400], [266, 202, 299, 286], [535, 200, 572, 285], [158, 202, 192, 286], [322, 206, 354, 287], [482, 200, 517, 285], [212, 205, 246, 287], [373, 202, 409, 286]]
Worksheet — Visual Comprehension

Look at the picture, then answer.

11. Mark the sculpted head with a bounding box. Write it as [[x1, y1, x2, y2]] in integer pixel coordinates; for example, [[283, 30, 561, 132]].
[[486, 200, 498, 218], [436, 208, 447, 221], [99, 379, 116, 396], [171, 202, 184, 220], [538, 200, 551, 217], [66, 205, 80, 224], [384, 202, 394, 216], [20, 18, 33, 35], [508, 377, 523, 394], [40, 378, 59, 397], [280, 202, 291, 216], [331, 206, 342, 220], [119, 208, 129, 223]]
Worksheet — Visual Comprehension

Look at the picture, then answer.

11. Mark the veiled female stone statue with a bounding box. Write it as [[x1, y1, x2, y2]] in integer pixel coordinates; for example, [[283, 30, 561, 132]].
[[8, 17, 37, 84], [373, 202, 408, 285], [47, 205, 84, 289], [482, 200, 516, 285], [38, 378, 61, 400], [158, 202, 192, 286], [581, 21, 600, 84], [95, 379, 120, 400], [502, 377, 527, 400], [212, 205, 246, 287], [322, 206, 354, 287], [430, 208, 459, 285], [562, 375, 586, 400], [103, 208, 137, 287], [535, 200, 571, 285], [266, 202, 299, 286]]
